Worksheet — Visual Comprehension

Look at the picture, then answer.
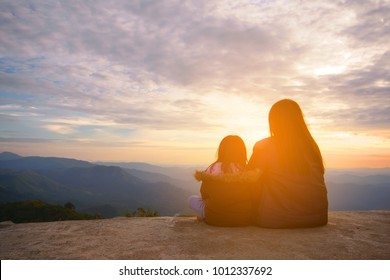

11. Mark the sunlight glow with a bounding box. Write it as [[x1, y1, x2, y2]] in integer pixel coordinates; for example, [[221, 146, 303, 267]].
[[314, 65, 347, 76]]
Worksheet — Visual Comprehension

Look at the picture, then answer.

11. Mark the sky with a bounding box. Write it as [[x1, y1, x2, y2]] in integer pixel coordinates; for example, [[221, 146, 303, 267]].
[[0, 0, 389, 168]]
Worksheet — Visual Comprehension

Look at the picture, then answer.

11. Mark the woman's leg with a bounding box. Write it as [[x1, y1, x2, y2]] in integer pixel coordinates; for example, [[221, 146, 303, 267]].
[[188, 195, 205, 218]]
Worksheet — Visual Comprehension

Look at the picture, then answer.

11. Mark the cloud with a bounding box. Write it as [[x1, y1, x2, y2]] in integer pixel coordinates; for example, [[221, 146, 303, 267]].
[[314, 50, 390, 132], [0, 0, 389, 164], [0, 1, 291, 89], [341, 1, 390, 45], [42, 124, 76, 135], [0, 137, 60, 143]]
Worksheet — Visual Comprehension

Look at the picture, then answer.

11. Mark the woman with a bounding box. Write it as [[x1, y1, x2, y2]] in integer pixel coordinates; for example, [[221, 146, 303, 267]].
[[248, 99, 328, 228], [189, 135, 261, 227]]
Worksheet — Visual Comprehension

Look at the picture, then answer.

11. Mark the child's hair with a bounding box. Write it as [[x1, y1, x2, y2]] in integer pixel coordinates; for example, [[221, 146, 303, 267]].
[[211, 135, 247, 173]]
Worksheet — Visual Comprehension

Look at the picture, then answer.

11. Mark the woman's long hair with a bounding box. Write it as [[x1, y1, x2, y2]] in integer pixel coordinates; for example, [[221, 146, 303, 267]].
[[212, 135, 247, 173], [269, 99, 324, 174]]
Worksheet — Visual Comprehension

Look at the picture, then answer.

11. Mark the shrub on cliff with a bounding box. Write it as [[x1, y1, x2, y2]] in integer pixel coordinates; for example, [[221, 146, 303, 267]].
[[0, 200, 95, 223], [125, 207, 160, 217]]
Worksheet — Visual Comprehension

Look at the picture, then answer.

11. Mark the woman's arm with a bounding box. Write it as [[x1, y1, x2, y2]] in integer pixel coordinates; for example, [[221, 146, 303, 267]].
[[200, 182, 209, 200]]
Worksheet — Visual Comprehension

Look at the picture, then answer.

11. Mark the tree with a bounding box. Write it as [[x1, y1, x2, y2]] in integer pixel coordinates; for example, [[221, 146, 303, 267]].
[[126, 207, 160, 217], [64, 202, 75, 211], [136, 207, 146, 217]]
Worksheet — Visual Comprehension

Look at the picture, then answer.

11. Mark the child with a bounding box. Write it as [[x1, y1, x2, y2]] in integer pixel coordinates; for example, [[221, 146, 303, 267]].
[[188, 135, 260, 226]]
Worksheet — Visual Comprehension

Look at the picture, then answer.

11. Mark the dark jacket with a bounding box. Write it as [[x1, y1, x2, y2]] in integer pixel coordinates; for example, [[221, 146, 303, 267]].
[[248, 137, 328, 228], [194, 169, 261, 227]]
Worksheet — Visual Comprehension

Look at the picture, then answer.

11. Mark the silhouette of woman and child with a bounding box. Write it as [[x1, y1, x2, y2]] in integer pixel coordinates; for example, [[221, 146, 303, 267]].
[[188, 99, 328, 228]]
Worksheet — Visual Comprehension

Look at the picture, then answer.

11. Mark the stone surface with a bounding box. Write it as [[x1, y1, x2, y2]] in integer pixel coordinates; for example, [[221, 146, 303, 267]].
[[0, 211, 389, 259]]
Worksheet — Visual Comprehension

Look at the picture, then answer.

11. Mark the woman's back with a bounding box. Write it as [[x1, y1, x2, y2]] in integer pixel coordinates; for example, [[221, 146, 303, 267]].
[[249, 136, 328, 228]]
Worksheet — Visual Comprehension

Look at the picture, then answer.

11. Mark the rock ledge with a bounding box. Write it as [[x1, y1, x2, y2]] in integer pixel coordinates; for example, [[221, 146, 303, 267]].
[[0, 211, 389, 259]]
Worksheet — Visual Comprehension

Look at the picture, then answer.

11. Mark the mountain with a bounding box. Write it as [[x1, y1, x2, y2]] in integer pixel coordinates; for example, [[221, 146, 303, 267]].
[[1, 152, 389, 218], [39, 165, 192, 216], [123, 168, 199, 193], [0, 156, 94, 170], [0, 165, 192, 217], [96, 161, 202, 182], [0, 152, 22, 161], [325, 171, 390, 211], [326, 168, 390, 176], [0, 153, 194, 217], [0, 169, 97, 208], [97, 161, 201, 194], [0, 153, 195, 217], [81, 204, 121, 218], [327, 182, 390, 210]]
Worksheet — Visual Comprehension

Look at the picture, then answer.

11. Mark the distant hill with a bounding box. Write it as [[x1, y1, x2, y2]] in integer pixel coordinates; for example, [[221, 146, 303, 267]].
[[325, 171, 390, 211], [0, 152, 22, 161], [0, 154, 193, 218], [0, 152, 389, 218], [98, 161, 201, 193], [327, 182, 390, 210], [0, 169, 97, 208], [82, 204, 121, 218], [96, 161, 202, 182], [123, 168, 199, 193], [0, 155, 94, 170], [39, 165, 192, 216], [327, 168, 390, 176]]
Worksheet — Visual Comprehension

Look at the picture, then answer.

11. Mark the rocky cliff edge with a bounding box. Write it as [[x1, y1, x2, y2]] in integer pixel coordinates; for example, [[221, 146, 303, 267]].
[[0, 211, 389, 259]]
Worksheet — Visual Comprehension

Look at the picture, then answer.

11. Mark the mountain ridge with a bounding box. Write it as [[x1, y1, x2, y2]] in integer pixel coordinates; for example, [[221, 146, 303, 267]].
[[0, 151, 389, 218], [0, 152, 22, 161], [0, 152, 193, 217]]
